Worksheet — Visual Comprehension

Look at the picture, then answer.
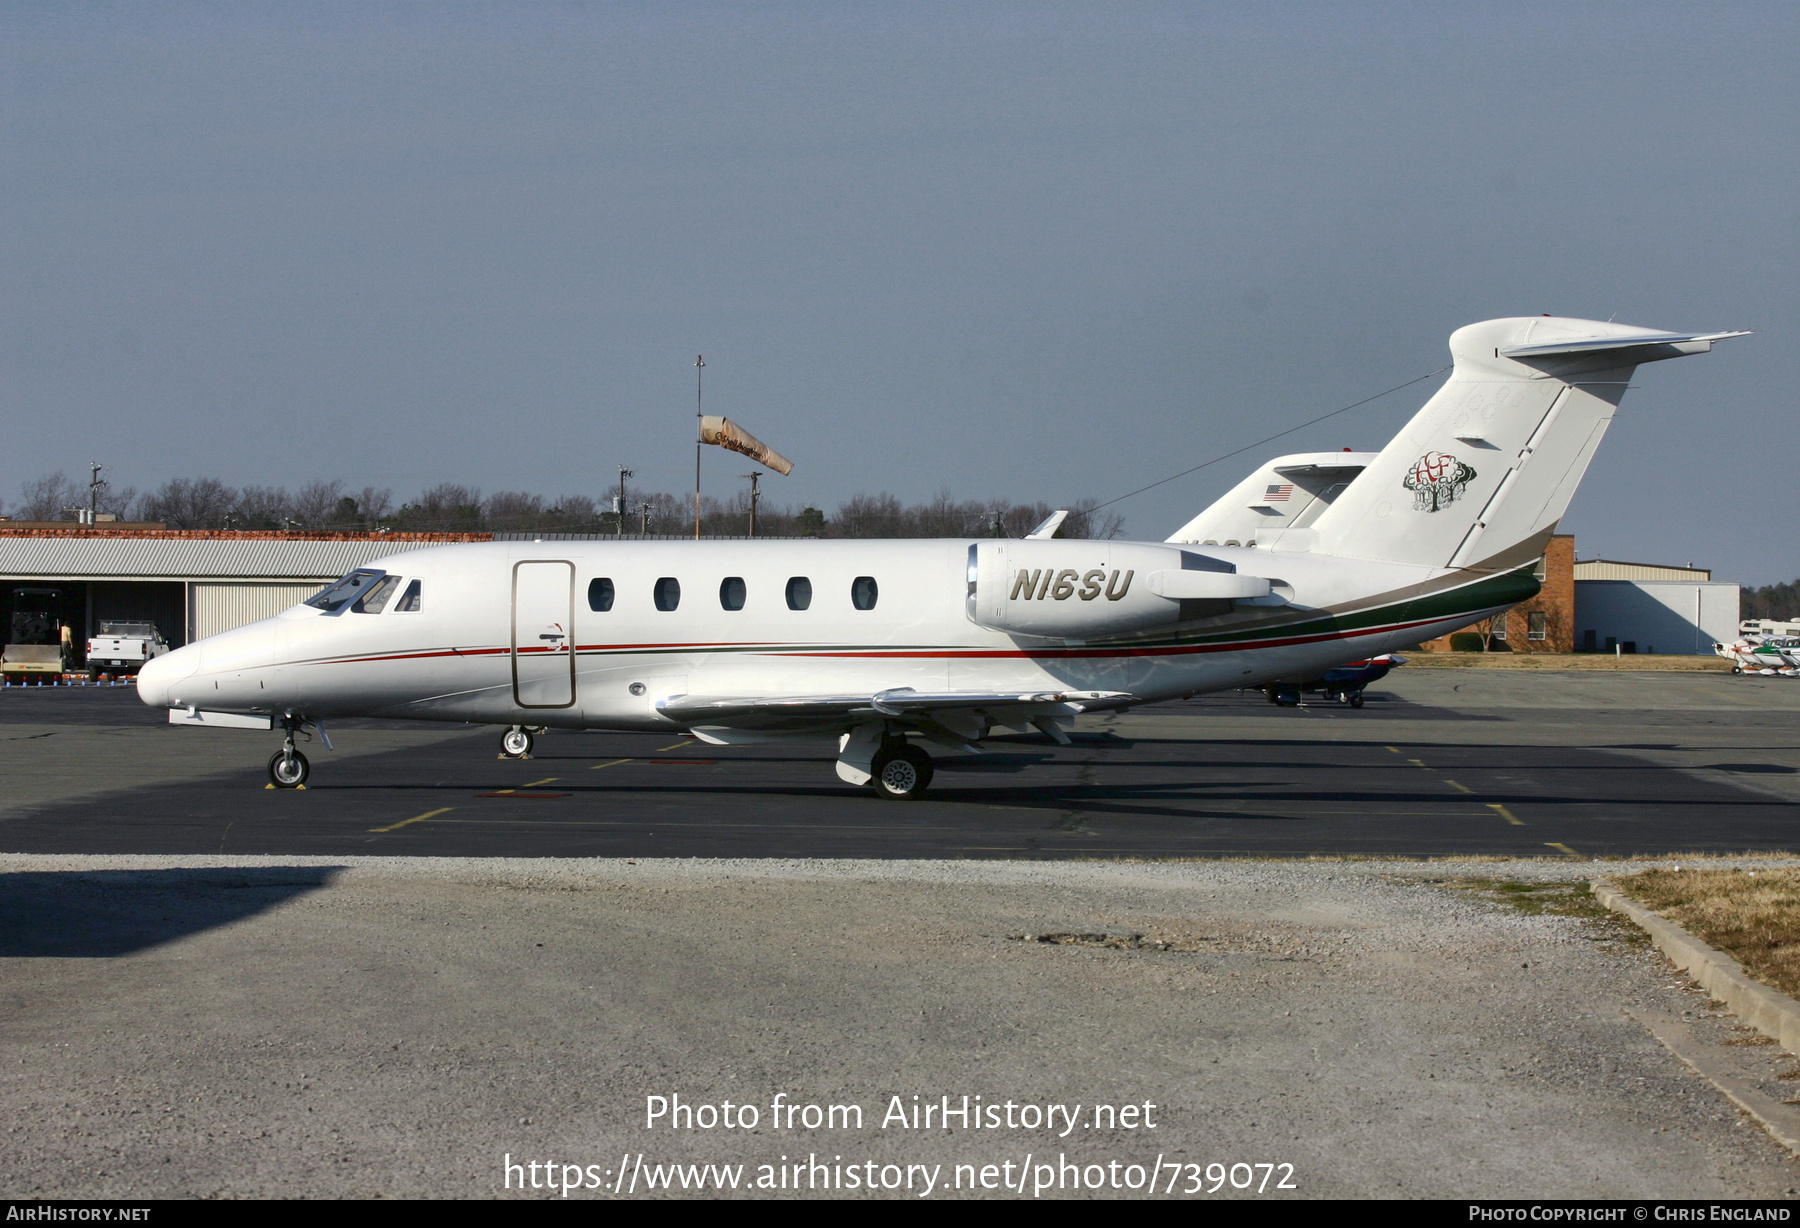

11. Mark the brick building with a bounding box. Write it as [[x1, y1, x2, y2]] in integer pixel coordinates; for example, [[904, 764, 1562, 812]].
[[1414, 534, 1575, 653]]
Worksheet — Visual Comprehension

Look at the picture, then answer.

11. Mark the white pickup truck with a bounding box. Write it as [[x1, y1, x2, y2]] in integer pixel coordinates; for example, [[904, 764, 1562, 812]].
[[86, 620, 170, 679]]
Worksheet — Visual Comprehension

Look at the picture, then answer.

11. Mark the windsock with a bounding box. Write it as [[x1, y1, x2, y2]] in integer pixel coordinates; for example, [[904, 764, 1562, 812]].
[[699, 415, 794, 475]]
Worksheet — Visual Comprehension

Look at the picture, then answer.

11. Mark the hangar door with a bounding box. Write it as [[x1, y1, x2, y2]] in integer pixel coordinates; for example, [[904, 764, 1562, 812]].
[[192, 582, 329, 641], [512, 560, 575, 708]]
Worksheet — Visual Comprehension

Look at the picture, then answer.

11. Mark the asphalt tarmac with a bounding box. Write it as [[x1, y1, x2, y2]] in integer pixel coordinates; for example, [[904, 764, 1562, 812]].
[[3, 671, 1797, 858]]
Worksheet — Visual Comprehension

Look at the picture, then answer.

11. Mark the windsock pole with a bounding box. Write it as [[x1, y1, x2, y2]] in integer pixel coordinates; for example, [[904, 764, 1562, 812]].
[[694, 355, 705, 539]]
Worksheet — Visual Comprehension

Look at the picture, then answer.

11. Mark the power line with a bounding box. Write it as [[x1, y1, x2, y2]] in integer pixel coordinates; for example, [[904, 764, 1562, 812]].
[[1091, 364, 1452, 512]]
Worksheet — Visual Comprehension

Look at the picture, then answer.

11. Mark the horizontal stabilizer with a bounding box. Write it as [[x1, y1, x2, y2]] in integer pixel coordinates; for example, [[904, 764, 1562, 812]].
[[1500, 330, 1751, 360]]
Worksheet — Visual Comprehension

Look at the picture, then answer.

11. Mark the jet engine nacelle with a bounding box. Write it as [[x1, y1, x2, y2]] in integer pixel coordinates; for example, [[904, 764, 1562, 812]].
[[965, 541, 1270, 639]]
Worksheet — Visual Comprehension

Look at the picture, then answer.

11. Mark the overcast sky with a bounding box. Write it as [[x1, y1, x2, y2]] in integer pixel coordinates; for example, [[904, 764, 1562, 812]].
[[4, 3, 1795, 581]]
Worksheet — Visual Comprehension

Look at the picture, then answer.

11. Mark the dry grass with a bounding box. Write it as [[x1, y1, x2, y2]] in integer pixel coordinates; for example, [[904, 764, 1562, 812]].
[[1403, 652, 1731, 672], [1614, 868, 1800, 1000], [1438, 878, 1645, 944]]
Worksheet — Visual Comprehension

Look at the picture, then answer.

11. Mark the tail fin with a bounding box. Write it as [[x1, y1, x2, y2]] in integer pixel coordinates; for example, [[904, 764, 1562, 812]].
[[1307, 317, 1748, 571], [1166, 451, 1378, 548]]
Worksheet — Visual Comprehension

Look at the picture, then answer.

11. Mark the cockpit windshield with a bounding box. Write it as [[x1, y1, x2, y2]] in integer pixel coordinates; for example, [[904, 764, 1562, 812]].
[[305, 569, 387, 615], [354, 575, 402, 614]]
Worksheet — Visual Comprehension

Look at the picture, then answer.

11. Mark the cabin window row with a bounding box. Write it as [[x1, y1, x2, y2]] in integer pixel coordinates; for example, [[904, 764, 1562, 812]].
[[587, 575, 878, 614]]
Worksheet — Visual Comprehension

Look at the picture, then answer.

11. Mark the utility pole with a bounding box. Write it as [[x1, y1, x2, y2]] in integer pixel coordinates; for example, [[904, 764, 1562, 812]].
[[694, 355, 705, 540], [616, 466, 633, 538], [742, 471, 762, 538], [86, 463, 107, 526], [639, 502, 652, 535]]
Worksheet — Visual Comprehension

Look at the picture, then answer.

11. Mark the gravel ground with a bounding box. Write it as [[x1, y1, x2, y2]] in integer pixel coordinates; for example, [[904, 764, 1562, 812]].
[[3, 854, 1797, 1199]]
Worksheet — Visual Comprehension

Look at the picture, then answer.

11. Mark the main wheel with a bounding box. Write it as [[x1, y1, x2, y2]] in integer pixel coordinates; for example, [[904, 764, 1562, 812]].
[[1349, 693, 1365, 709], [870, 743, 934, 800], [268, 749, 310, 788], [500, 727, 534, 758]]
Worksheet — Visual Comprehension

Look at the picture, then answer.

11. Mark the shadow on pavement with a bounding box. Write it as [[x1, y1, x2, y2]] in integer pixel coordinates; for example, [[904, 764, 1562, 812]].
[[0, 866, 345, 957]]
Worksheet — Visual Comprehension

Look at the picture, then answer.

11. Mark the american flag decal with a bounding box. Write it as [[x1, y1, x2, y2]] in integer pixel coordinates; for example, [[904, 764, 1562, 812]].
[[1263, 483, 1294, 503]]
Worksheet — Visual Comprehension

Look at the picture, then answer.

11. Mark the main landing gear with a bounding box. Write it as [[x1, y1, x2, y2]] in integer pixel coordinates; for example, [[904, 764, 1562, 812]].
[[870, 741, 934, 801], [499, 725, 542, 759]]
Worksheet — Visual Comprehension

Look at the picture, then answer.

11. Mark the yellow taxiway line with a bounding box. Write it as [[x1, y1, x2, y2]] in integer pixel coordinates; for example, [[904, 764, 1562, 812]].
[[590, 758, 633, 771], [368, 806, 454, 833], [1486, 802, 1524, 826]]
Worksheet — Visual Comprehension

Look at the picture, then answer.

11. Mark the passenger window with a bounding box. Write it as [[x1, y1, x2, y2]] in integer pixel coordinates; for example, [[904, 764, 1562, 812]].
[[588, 578, 614, 612], [720, 577, 746, 611], [785, 577, 812, 611], [851, 576, 878, 610], [654, 577, 681, 612], [353, 575, 401, 614], [395, 579, 423, 613]]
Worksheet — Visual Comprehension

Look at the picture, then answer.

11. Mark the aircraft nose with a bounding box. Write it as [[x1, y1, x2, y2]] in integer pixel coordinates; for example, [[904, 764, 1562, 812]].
[[137, 644, 201, 708]]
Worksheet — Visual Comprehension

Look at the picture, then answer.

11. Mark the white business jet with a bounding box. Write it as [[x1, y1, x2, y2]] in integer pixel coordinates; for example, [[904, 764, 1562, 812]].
[[139, 316, 1747, 798]]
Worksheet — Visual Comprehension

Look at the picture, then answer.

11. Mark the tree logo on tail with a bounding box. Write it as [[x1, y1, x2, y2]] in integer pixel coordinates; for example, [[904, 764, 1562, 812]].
[[1402, 452, 1477, 512]]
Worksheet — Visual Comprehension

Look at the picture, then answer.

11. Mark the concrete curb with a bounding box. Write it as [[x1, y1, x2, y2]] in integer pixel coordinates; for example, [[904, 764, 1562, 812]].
[[1593, 880, 1800, 1054]]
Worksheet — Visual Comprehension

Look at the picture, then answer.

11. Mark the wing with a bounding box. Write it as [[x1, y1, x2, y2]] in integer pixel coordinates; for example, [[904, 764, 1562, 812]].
[[658, 686, 1137, 736]]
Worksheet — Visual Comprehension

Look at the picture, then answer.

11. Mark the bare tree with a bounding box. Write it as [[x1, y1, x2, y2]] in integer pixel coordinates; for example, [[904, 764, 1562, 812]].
[[291, 480, 345, 527], [484, 491, 544, 531], [355, 487, 394, 524], [834, 493, 907, 537], [19, 472, 81, 520], [234, 486, 293, 529], [546, 494, 600, 531], [1059, 498, 1126, 541], [396, 484, 484, 531], [138, 478, 238, 528], [98, 484, 138, 519]]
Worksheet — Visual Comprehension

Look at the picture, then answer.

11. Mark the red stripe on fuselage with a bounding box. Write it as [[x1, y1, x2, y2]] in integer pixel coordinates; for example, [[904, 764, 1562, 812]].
[[285, 611, 1442, 672]]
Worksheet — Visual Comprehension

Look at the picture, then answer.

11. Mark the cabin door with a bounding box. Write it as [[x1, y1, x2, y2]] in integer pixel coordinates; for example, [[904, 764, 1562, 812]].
[[512, 560, 575, 708]]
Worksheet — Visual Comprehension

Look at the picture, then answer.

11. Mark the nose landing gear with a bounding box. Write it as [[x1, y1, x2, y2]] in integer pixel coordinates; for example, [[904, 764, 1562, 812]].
[[499, 726, 536, 759], [268, 747, 310, 788], [267, 717, 310, 789]]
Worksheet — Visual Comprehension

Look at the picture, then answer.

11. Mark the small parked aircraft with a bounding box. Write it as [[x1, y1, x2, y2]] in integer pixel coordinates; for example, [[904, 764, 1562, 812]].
[[139, 316, 1747, 798], [1715, 636, 1800, 676]]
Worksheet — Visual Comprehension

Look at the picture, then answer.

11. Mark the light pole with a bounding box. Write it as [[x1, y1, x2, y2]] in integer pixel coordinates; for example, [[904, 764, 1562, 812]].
[[742, 471, 762, 538], [86, 462, 107, 526], [616, 466, 633, 538]]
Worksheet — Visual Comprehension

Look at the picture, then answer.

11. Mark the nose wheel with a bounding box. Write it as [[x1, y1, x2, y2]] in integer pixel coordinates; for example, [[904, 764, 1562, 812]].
[[500, 726, 535, 759], [268, 748, 310, 788]]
